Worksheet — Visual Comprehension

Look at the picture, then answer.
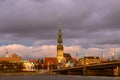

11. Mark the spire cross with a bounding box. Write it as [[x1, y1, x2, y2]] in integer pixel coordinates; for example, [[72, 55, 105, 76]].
[[58, 18, 62, 30]]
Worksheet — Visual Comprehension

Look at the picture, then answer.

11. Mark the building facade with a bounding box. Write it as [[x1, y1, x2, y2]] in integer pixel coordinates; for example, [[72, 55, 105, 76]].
[[78, 56, 100, 65], [0, 50, 22, 62], [44, 57, 58, 70], [0, 50, 22, 72]]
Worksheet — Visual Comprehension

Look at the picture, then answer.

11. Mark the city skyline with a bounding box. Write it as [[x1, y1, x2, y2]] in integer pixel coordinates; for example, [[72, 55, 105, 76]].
[[0, 0, 120, 59]]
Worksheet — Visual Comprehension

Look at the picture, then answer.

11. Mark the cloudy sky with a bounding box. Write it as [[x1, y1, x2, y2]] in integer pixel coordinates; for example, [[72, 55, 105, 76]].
[[0, 0, 120, 59]]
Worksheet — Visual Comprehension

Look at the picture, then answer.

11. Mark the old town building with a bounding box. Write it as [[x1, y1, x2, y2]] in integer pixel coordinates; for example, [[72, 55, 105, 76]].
[[0, 50, 22, 72], [78, 56, 100, 65]]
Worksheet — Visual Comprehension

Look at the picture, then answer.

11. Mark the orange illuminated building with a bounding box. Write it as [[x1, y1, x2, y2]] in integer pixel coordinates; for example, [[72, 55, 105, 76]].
[[44, 57, 58, 69], [44, 57, 58, 65], [0, 50, 22, 72], [0, 50, 22, 62]]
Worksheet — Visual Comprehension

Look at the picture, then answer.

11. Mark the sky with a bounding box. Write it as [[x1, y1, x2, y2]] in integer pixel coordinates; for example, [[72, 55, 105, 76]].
[[0, 0, 120, 59]]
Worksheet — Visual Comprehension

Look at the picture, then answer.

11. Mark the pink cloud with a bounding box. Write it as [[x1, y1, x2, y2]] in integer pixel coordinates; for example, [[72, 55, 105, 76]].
[[0, 44, 120, 60]]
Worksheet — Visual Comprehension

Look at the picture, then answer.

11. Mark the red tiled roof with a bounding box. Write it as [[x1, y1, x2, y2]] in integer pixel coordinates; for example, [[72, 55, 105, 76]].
[[0, 57, 22, 62], [29, 60, 37, 63], [44, 57, 58, 65]]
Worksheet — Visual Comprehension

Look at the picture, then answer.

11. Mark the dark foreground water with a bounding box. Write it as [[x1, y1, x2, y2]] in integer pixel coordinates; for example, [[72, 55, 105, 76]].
[[0, 75, 120, 80]]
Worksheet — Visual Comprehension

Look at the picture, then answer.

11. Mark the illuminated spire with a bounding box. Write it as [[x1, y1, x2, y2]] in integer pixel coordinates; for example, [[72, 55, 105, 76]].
[[57, 18, 64, 64], [57, 18, 63, 43]]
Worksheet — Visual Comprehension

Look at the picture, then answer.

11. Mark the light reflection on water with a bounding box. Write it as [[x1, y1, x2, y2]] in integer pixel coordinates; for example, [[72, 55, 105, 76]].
[[0, 75, 120, 80]]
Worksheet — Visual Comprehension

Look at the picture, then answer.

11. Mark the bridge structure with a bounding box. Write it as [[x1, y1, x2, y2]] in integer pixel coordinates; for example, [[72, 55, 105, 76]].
[[51, 61, 120, 76]]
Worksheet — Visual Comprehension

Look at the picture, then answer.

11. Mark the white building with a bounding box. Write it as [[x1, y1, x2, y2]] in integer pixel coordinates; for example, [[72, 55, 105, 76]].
[[22, 60, 36, 71]]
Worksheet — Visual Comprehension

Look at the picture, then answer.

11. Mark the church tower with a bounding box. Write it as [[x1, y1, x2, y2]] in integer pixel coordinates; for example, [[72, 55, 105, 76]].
[[5, 49, 9, 58], [57, 19, 64, 64]]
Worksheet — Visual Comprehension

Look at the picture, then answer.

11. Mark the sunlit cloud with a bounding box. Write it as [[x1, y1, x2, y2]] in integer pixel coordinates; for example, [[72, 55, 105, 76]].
[[0, 44, 120, 60]]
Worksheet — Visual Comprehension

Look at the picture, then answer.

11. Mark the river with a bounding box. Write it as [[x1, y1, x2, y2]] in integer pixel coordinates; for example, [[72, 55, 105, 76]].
[[0, 75, 120, 80]]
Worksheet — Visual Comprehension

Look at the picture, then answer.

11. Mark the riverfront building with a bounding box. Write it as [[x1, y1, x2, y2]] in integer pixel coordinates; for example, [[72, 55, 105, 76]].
[[78, 56, 100, 65], [42, 19, 75, 69], [0, 50, 22, 72], [0, 50, 22, 62], [56, 19, 75, 68]]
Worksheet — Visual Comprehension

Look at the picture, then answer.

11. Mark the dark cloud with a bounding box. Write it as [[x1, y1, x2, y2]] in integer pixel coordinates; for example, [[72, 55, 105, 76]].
[[0, 0, 120, 47]]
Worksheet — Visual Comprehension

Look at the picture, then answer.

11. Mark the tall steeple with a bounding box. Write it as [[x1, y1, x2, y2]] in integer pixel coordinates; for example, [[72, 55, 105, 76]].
[[57, 18, 63, 43], [57, 18, 64, 64]]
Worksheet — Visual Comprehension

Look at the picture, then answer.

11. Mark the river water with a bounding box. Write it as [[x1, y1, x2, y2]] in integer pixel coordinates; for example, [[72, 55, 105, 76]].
[[0, 75, 120, 80]]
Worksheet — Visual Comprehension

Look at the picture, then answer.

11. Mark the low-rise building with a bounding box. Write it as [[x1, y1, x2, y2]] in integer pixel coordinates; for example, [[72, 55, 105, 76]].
[[0, 53, 22, 62], [0, 51, 22, 72], [78, 56, 100, 65], [22, 60, 36, 71], [44, 57, 58, 70], [63, 53, 75, 67]]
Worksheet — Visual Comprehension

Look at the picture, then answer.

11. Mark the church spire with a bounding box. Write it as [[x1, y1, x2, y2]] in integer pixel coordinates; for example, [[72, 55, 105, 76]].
[[57, 18, 63, 43], [57, 18, 64, 64], [58, 18, 62, 30]]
